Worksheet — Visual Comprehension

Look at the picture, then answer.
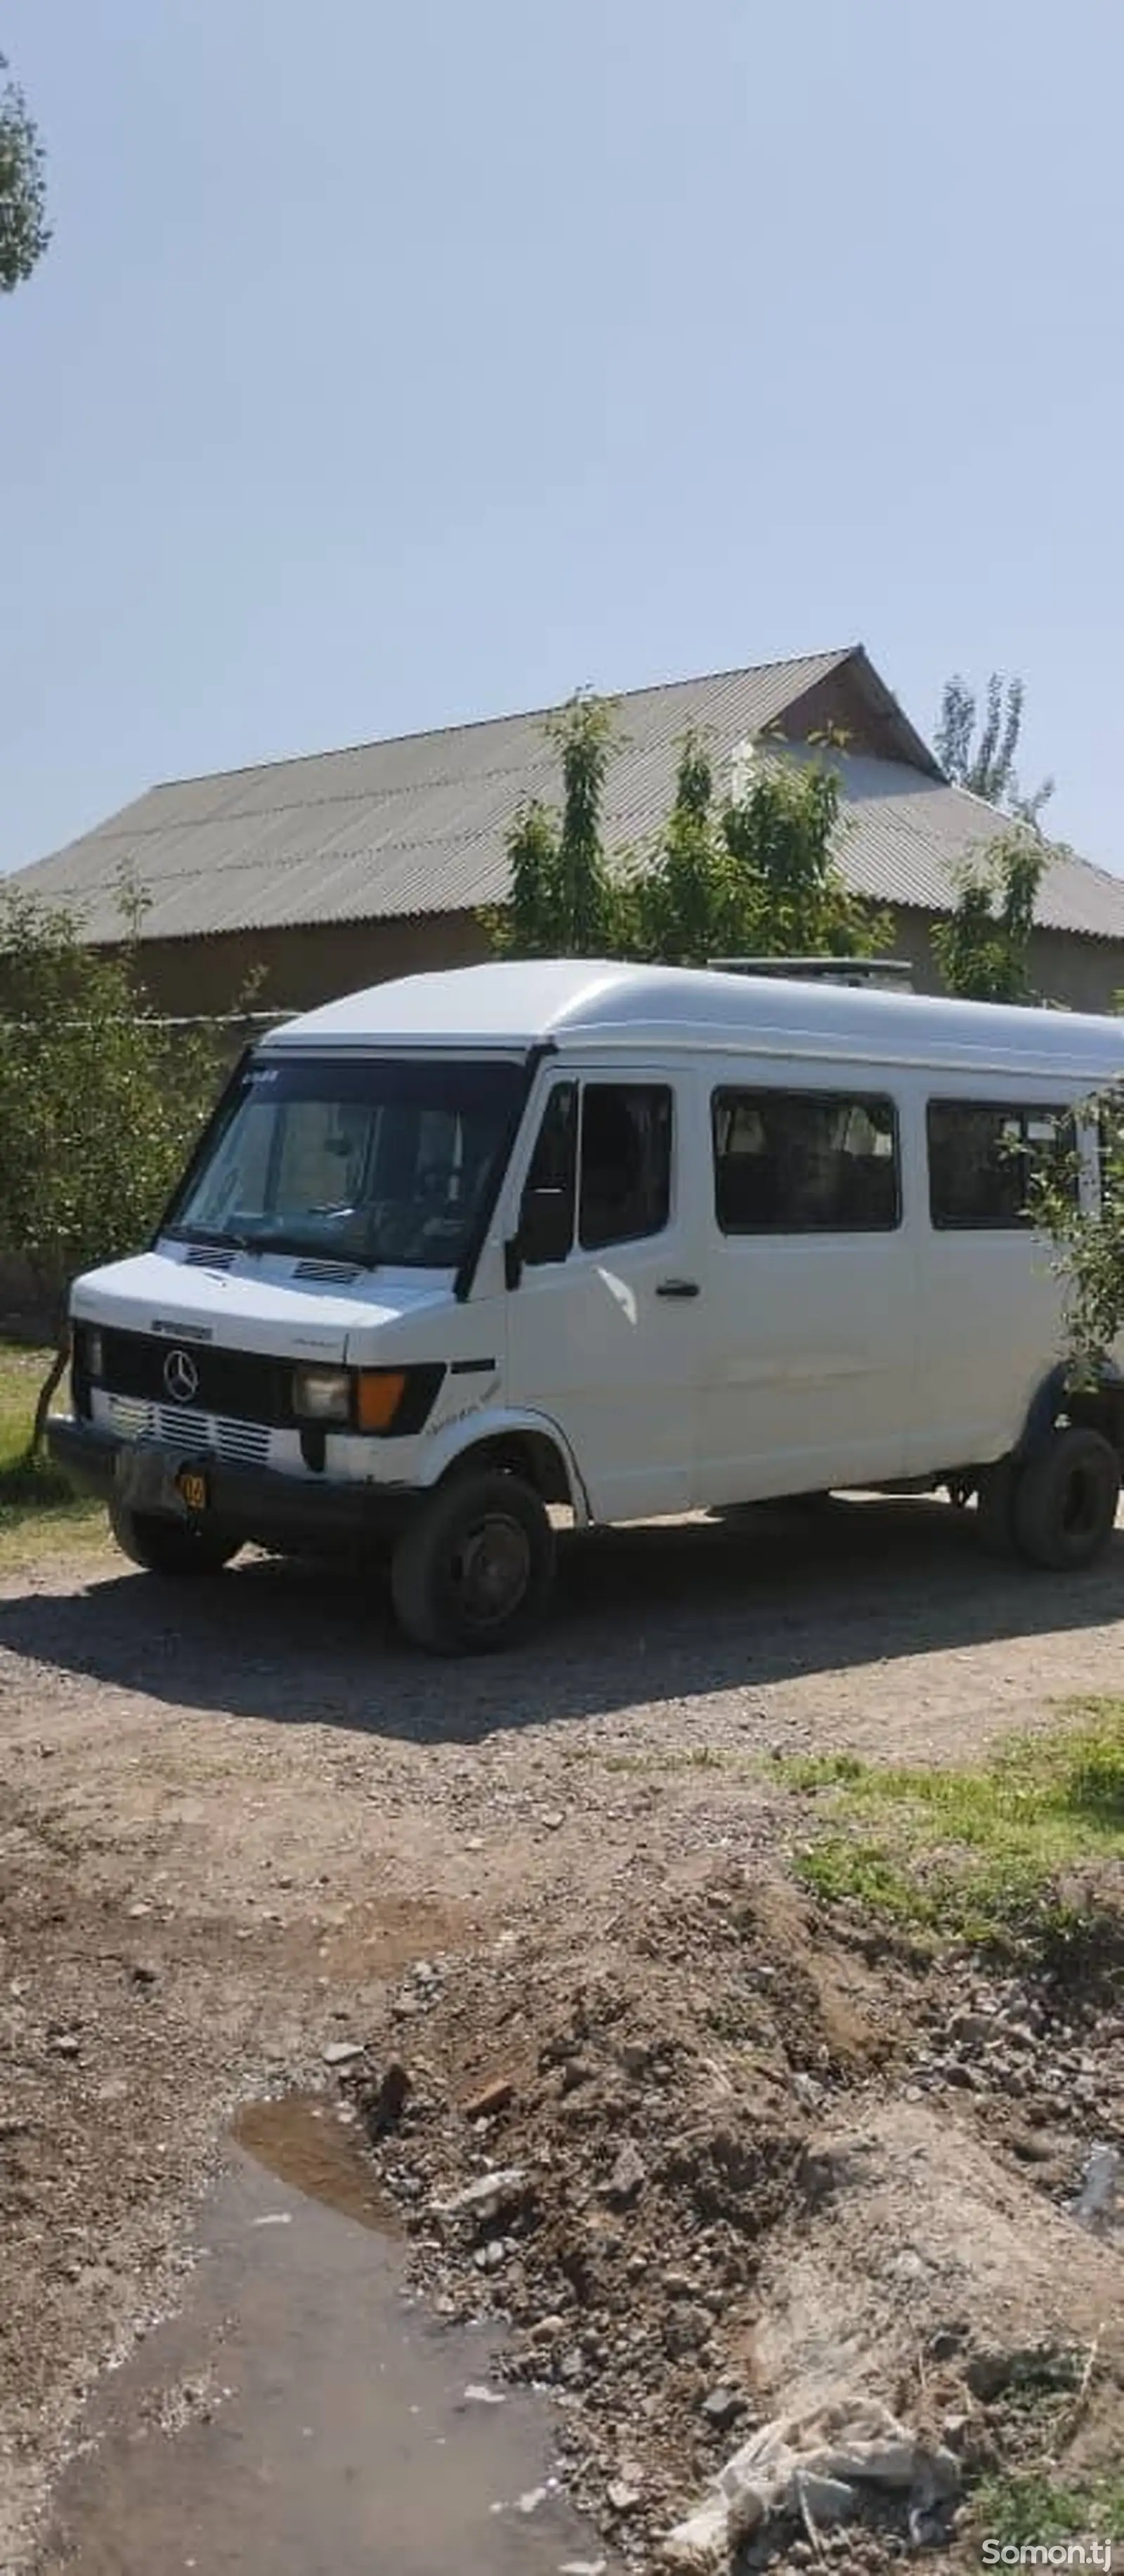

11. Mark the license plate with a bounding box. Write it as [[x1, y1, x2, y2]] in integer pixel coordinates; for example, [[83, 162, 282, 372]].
[[115, 1446, 209, 1517]]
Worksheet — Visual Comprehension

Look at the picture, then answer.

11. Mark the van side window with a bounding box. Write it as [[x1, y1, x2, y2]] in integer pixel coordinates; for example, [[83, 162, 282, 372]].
[[579, 1085, 672, 1250], [523, 1083, 578, 1246], [927, 1101, 1078, 1230], [712, 1089, 900, 1234]]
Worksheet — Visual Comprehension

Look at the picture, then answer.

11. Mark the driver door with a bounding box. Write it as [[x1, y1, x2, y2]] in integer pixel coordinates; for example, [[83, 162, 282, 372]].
[[505, 1069, 700, 1522]]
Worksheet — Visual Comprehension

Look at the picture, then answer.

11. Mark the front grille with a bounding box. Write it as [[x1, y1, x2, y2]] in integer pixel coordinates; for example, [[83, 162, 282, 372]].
[[96, 1328, 295, 1428], [104, 1394, 272, 1469]]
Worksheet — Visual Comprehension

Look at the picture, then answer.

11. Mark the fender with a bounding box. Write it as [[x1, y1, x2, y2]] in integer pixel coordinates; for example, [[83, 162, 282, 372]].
[[1014, 1358, 1124, 1460], [419, 1404, 592, 1524]]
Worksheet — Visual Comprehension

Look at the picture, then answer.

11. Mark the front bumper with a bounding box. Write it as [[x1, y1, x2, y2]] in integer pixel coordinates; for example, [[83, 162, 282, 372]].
[[46, 1416, 419, 1550]]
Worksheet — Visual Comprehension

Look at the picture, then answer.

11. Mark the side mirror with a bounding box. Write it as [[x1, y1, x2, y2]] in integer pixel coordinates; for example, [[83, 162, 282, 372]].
[[517, 1184, 573, 1268]]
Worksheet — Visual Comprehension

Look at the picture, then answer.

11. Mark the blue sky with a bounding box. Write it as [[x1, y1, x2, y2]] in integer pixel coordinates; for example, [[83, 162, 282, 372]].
[[2, 0, 1122, 876]]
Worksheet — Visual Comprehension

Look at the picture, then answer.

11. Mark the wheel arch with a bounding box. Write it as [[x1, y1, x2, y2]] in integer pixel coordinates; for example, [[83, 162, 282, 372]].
[[423, 1409, 591, 1522], [1017, 1361, 1124, 1467]]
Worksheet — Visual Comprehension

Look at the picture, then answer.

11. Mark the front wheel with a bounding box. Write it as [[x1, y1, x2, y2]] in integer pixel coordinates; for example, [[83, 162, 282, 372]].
[[109, 1501, 241, 1578], [391, 1470, 555, 1655], [1012, 1427, 1121, 1571]]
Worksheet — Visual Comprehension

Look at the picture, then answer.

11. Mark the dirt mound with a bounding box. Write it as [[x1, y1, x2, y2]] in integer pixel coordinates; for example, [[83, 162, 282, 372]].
[[339, 1867, 1124, 2568]]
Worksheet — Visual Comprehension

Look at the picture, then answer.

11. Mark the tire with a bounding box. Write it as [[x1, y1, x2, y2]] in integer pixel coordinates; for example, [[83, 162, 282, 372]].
[[109, 1501, 240, 1578], [974, 1458, 1019, 1558], [391, 1470, 556, 1655], [1012, 1427, 1121, 1571]]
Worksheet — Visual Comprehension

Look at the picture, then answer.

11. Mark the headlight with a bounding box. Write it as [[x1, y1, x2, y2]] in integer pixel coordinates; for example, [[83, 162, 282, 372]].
[[85, 1330, 104, 1380], [292, 1365, 352, 1423]]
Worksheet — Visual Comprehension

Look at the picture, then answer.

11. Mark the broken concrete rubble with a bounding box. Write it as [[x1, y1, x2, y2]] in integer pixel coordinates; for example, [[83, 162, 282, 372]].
[[661, 2396, 960, 2569]]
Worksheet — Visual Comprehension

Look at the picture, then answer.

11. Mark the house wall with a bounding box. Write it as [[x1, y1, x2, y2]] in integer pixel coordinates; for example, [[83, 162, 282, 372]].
[[123, 910, 491, 1019], [117, 903, 1124, 1025], [885, 908, 1124, 1014]]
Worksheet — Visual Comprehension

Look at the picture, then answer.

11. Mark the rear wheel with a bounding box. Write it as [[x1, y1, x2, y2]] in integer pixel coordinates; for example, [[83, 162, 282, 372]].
[[1012, 1427, 1120, 1571], [109, 1501, 240, 1578], [391, 1469, 555, 1655]]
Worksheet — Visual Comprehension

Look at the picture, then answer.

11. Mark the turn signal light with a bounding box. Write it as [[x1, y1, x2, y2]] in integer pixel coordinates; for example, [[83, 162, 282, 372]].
[[355, 1368, 407, 1432]]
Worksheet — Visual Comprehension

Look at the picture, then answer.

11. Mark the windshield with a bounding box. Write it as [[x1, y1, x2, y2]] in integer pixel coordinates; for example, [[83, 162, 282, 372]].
[[165, 1054, 524, 1269]]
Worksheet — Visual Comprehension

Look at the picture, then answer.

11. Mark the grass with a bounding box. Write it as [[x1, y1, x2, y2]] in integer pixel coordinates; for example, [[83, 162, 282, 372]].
[[973, 2468, 1124, 2548], [780, 1710, 1124, 1953], [0, 1340, 103, 1572]]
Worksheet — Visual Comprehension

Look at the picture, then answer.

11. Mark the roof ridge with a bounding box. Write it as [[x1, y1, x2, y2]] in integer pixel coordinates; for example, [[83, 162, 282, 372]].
[[145, 646, 858, 797]]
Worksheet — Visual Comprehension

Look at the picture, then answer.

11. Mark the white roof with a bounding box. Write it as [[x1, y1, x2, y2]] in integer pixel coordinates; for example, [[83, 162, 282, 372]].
[[265, 960, 1124, 1083]]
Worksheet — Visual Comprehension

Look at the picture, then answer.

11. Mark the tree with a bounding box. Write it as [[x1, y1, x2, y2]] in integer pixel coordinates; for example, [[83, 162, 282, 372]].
[[931, 825, 1050, 1004], [935, 673, 1053, 825], [488, 704, 889, 968], [1031, 1087, 1124, 1380], [0, 889, 225, 1452], [486, 695, 627, 959], [0, 52, 51, 294]]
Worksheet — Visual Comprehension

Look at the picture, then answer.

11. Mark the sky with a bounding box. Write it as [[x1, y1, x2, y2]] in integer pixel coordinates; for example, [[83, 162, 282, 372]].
[[2, 0, 1123, 877]]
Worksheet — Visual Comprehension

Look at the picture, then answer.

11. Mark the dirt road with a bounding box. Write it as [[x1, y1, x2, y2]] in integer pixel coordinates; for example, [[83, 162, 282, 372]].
[[2, 1496, 1123, 2568]]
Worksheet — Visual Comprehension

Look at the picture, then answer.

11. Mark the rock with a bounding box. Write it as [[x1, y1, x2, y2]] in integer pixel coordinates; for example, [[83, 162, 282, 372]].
[[130, 1963, 159, 1987], [661, 2495, 731, 2568], [461, 2382, 505, 2406], [431, 2166, 528, 2225], [540, 1811, 565, 1831], [368, 2060, 411, 2135], [461, 2079, 514, 2122], [517, 2485, 549, 2513], [608, 2479, 643, 2514], [700, 2384, 746, 2433], [322, 2041, 365, 2067], [559, 2347, 584, 2384], [604, 2139, 646, 2206], [126, 1902, 152, 1919], [50, 2034, 80, 2058]]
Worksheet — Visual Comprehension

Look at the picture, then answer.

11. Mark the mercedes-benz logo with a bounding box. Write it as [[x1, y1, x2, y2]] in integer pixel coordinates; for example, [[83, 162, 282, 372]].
[[164, 1347, 200, 1405]]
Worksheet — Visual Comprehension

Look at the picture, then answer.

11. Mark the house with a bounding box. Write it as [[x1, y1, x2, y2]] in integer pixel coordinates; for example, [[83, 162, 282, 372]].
[[10, 645, 1124, 1017]]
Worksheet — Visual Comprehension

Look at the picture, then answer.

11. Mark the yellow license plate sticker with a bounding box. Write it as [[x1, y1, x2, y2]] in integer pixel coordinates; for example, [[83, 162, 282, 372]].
[[176, 1467, 209, 1514]]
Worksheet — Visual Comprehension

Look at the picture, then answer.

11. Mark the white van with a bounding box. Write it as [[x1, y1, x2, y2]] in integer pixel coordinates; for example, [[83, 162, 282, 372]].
[[49, 960, 1124, 1653]]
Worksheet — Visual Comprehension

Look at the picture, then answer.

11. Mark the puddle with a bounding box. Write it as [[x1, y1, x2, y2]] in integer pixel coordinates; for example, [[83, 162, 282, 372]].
[[39, 2107, 620, 2576], [232, 2091, 402, 2235]]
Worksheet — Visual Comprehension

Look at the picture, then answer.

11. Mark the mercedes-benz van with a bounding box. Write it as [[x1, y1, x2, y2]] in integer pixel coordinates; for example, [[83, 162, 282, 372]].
[[48, 960, 1124, 1652]]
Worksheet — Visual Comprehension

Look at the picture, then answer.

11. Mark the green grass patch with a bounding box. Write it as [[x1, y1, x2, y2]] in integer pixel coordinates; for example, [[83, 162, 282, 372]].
[[0, 1341, 102, 1571], [781, 1714, 1124, 1952], [973, 2468, 1124, 2549]]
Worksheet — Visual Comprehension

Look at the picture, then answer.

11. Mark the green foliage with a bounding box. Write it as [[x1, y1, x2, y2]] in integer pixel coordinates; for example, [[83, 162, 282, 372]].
[[973, 2469, 1124, 2549], [931, 824, 1050, 1002], [485, 695, 629, 958], [785, 1715, 1124, 1952], [1031, 1081, 1124, 1368], [0, 52, 50, 294], [488, 702, 889, 968], [0, 887, 226, 1443], [935, 672, 1053, 823]]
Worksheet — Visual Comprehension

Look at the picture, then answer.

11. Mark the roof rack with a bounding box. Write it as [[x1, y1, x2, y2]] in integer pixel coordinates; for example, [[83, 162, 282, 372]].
[[707, 957, 915, 992]]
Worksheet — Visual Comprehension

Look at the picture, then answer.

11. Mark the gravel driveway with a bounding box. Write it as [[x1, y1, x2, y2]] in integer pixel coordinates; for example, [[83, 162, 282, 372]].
[[1, 1493, 1122, 2564]]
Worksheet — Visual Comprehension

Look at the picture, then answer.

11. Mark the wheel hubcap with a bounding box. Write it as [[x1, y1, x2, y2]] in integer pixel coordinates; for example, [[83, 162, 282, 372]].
[[452, 1512, 532, 1630]]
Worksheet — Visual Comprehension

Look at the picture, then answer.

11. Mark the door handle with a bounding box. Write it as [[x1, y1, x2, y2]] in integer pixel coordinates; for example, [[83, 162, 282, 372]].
[[655, 1279, 700, 1299]]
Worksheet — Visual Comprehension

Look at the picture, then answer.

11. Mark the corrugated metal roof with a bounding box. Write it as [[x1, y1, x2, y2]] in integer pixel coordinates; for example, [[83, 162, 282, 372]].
[[11, 648, 1124, 947]]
